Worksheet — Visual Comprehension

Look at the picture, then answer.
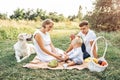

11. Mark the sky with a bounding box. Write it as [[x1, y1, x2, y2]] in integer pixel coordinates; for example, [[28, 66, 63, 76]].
[[0, 0, 95, 17]]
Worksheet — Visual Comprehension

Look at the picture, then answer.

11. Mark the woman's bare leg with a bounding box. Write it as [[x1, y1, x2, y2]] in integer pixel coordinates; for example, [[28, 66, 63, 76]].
[[30, 56, 41, 64]]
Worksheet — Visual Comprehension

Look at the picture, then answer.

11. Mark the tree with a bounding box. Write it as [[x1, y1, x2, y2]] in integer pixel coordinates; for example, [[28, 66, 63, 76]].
[[84, 0, 120, 32], [68, 15, 76, 21], [0, 13, 8, 19], [24, 9, 33, 20], [36, 9, 47, 20], [48, 12, 59, 22], [68, 5, 83, 21], [77, 5, 83, 20], [10, 8, 25, 20], [9, 8, 66, 22], [58, 14, 65, 22]]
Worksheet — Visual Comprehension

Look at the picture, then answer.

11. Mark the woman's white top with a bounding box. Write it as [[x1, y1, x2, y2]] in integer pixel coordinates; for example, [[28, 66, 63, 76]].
[[77, 29, 97, 56], [33, 30, 55, 62]]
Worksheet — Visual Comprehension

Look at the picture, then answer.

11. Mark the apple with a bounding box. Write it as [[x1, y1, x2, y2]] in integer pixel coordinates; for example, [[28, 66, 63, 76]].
[[101, 61, 107, 66], [98, 60, 102, 65]]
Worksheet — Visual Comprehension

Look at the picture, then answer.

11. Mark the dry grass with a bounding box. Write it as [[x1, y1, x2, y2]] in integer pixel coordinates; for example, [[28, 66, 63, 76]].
[[0, 20, 79, 40], [0, 20, 79, 29]]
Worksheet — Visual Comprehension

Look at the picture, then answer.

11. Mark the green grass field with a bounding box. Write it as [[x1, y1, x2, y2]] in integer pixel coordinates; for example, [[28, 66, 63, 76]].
[[0, 29, 120, 80]]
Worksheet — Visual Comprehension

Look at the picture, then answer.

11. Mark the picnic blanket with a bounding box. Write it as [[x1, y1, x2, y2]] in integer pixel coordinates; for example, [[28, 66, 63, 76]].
[[23, 56, 88, 70]]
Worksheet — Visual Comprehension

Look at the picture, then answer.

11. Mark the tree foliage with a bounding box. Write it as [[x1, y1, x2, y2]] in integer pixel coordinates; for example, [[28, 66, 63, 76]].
[[0, 6, 83, 22], [68, 5, 83, 21], [84, 0, 120, 32], [10, 8, 25, 20], [77, 6, 83, 20], [0, 13, 8, 20], [9, 8, 66, 22]]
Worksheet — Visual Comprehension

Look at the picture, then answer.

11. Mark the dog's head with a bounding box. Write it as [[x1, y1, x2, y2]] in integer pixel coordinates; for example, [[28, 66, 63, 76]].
[[18, 33, 33, 41]]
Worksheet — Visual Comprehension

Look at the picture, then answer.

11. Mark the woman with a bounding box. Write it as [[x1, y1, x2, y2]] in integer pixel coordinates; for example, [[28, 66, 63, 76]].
[[33, 19, 64, 62]]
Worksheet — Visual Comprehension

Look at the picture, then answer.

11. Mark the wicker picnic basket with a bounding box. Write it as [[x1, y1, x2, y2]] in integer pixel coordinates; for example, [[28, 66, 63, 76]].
[[88, 36, 108, 72]]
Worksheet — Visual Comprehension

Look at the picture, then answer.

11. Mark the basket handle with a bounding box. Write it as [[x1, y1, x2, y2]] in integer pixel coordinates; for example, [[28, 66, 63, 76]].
[[90, 36, 108, 58]]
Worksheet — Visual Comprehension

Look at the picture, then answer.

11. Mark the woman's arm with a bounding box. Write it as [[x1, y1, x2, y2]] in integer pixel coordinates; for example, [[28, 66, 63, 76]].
[[34, 33, 63, 60], [90, 41, 98, 58], [50, 42, 57, 53]]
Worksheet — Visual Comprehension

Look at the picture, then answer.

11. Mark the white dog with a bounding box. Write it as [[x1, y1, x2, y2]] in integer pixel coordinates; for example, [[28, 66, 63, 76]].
[[14, 33, 36, 62]]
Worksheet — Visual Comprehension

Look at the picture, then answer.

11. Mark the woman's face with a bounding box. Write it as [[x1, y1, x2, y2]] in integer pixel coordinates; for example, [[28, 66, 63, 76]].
[[80, 25, 89, 35], [44, 23, 53, 32]]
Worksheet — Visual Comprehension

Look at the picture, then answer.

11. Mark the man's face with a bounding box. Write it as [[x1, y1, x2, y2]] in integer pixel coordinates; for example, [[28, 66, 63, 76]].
[[80, 25, 89, 34]]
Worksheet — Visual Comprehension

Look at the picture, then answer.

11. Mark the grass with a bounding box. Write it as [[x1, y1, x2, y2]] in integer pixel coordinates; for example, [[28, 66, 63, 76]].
[[0, 20, 120, 80], [0, 28, 120, 80], [0, 20, 79, 40]]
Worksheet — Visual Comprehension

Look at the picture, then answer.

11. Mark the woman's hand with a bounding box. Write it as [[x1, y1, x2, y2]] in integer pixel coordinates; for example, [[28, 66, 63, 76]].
[[52, 49, 57, 54], [64, 55, 69, 61], [64, 52, 67, 55], [56, 55, 65, 61]]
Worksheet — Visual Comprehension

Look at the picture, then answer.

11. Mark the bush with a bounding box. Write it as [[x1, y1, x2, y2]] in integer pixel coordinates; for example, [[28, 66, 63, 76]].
[[0, 26, 34, 40]]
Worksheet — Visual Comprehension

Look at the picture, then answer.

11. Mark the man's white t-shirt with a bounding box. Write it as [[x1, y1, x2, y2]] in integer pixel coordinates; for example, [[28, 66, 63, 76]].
[[77, 29, 96, 56]]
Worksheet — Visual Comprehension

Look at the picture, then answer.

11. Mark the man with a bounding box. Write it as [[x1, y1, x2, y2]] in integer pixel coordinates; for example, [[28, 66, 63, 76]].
[[65, 20, 98, 58]]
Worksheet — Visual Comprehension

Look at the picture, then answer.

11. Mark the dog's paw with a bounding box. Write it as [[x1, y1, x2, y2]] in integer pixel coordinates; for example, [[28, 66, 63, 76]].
[[17, 60, 21, 63]]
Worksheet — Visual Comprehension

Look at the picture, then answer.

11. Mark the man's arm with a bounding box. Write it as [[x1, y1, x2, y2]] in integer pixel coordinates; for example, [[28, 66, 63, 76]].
[[90, 41, 98, 58]]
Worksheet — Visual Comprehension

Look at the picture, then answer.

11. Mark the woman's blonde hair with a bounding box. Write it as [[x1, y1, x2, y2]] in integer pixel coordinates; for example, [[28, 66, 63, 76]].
[[42, 19, 54, 28], [71, 37, 82, 46]]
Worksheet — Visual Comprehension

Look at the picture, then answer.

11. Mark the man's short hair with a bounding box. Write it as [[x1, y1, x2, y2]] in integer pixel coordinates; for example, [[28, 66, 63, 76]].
[[79, 20, 89, 27]]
